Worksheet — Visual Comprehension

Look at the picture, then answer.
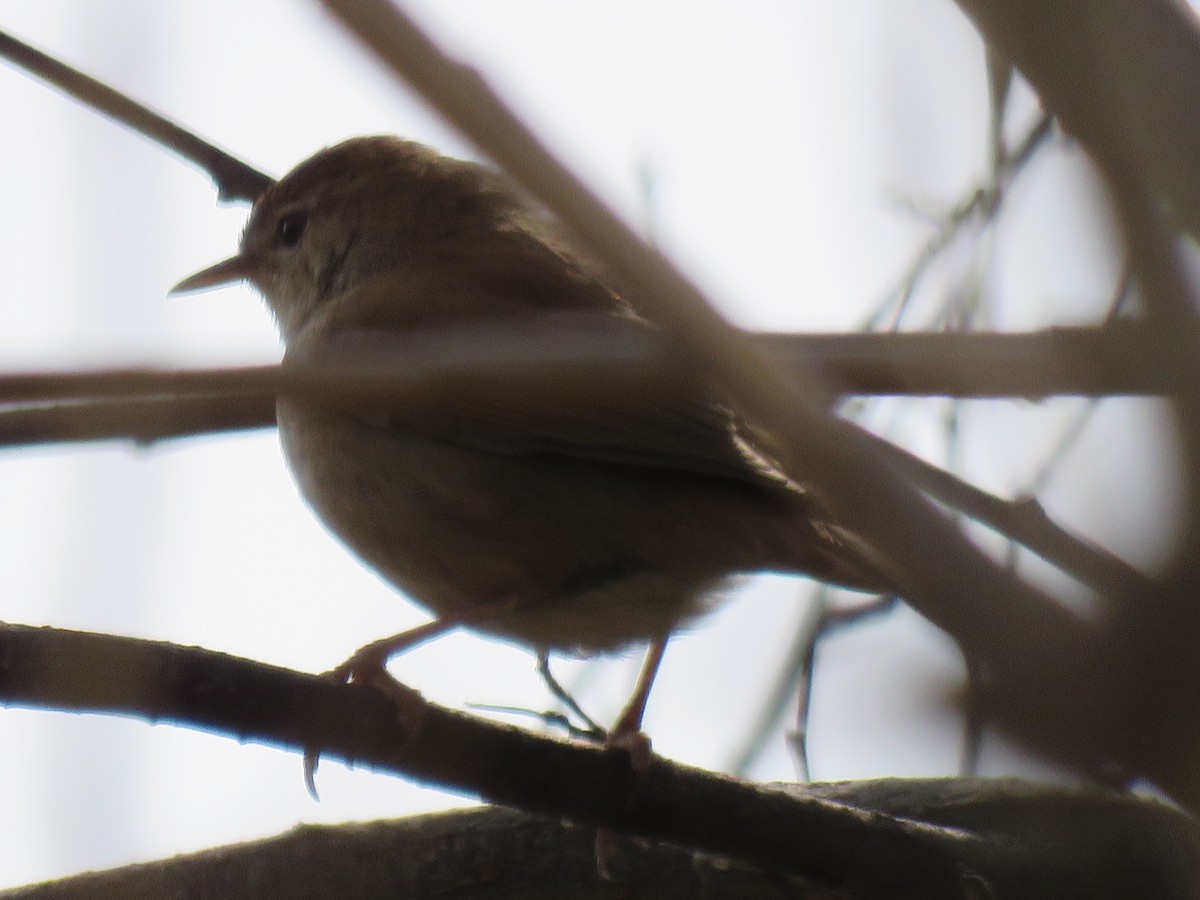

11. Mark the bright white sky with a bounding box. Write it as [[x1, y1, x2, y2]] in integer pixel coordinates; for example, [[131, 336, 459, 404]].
[[0, 0, 1183, 889]]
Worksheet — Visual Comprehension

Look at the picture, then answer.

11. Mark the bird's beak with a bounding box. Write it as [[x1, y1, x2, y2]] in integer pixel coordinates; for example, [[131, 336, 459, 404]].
[[169, 254, 254, 296]]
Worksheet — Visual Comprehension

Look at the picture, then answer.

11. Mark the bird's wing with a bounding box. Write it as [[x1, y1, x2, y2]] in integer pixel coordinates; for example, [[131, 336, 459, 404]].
[[291, 309, 791, 488], [415, 380, 781, 485], [285, 243, 804, 488]]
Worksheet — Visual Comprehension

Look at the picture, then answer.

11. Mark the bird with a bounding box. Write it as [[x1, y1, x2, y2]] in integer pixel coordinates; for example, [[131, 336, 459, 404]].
[[172, 135, 889, 739]]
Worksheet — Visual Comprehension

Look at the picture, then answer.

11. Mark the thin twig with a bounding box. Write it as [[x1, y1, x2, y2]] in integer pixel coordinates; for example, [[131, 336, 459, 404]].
[[0, 395, 274, 448], [864, 113, 1055, 333], [960, 657, 990, 777], [0, 29, 273, 203], [464, 702, 601, 743], [1025, 271, 1133, 501], [985, 48, 1014, 175], [728, 589, 898, 780], [865, 433, 1154, 600]]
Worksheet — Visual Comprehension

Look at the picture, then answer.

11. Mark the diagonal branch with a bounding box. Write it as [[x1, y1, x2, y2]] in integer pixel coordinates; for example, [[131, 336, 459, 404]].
[[864, 434, 1155, 601], [0, 29, 273, 203], [951, 0, 1200, 240], [2, 623, 1196, 900], [0, 623, 986, 899]]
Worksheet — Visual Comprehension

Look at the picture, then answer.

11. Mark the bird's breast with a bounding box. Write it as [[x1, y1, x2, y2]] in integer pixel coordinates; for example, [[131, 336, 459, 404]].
[[273, 400, 713, 652]]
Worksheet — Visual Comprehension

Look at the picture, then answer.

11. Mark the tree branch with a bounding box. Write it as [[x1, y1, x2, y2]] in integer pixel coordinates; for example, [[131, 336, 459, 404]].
[[0, 321, 1188, 419], [863, 433, 1155, 601], [946, 0, 1200, 809], [0, 623, 982, 899], [4, 795, 1196, 900], [2, 624, 1195, 900], [0, 29, 273, 203], [951, 0, 1200, 240], [0, 396, 275, 448]]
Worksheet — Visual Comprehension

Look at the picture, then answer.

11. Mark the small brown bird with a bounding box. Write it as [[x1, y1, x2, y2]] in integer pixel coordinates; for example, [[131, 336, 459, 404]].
[[174, 136, 887, 735]]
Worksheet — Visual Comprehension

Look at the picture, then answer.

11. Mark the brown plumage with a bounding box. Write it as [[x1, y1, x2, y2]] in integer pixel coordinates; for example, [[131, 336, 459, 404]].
[[176, 136, 888, 656]]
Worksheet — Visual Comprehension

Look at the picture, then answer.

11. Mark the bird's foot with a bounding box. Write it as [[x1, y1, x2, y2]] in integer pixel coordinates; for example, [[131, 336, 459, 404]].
[[605, 709, 654, 775], [535, 652, 607, 742], [303, 619, 457, 798], [604, 638, 668, 775], [302, 667, 427, 799]]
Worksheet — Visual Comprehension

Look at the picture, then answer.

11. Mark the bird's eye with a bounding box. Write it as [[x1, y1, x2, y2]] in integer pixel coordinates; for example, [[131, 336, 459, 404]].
[[276, 211, 308, 248]]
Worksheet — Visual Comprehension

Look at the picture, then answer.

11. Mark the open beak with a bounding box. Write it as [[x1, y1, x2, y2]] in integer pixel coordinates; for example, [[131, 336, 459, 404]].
[[169, 254, 254, 296]]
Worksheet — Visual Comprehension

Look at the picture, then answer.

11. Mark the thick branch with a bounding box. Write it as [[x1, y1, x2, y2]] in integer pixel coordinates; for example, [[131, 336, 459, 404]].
[[0, 807, 834, 899], [952, 0, 1200, 239], [0, 624, 983, 899], [2, 624, 1195, 900], [946, 1, 1200, 807], [4, 796, 1196, 900]]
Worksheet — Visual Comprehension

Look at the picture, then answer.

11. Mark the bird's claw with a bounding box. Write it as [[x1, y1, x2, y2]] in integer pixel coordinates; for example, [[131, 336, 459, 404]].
[[302, 653, 427, 800]]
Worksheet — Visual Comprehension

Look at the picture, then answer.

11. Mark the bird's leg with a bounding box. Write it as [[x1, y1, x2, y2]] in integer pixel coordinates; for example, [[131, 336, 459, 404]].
[[330, 596, 527, 683], [593, 639, 669, 880], [606, 638, 668, 773], [535, 652, 606, 740], [330, 617, 458, 684], [305, 599, 523, 796]]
